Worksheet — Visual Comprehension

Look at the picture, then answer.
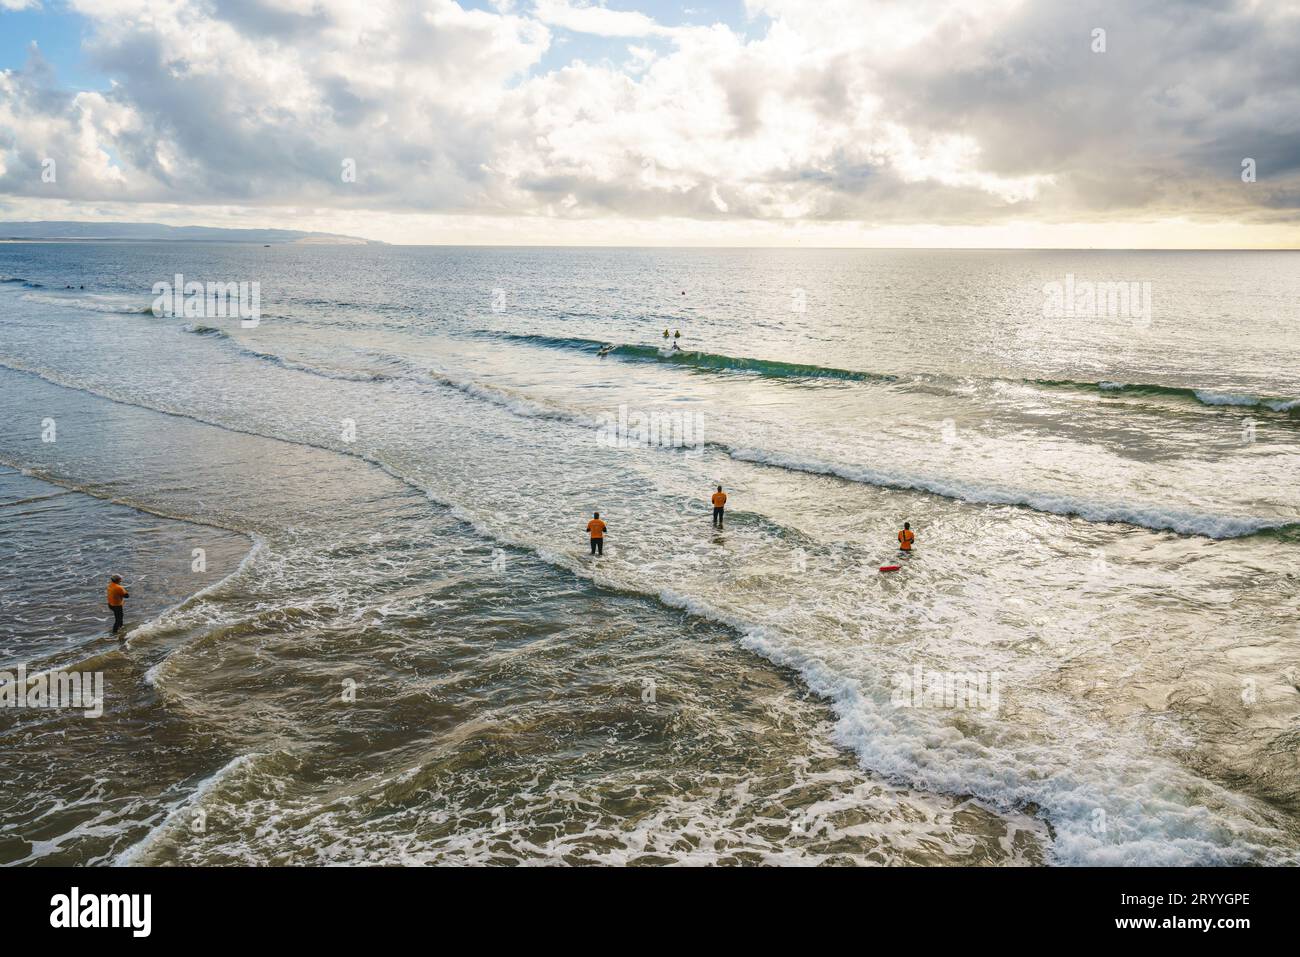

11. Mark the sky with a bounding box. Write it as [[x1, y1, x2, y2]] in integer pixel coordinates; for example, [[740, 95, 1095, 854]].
[[0, 0, 1298, 246]]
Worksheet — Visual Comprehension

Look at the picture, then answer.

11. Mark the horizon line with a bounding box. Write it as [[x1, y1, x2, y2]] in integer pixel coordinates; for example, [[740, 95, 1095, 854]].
[[4, 239, 1299, 252]]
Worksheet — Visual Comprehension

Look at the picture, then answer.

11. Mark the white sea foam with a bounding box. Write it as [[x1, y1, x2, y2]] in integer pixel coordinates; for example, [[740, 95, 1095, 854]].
[[1192, 389, 1263, 407], [21, 292, 151, 314], [114, 751, 272, 866], [131, 535, 266, 650], [725, 445, 1288, 539], [151, 334, 1292, 540]]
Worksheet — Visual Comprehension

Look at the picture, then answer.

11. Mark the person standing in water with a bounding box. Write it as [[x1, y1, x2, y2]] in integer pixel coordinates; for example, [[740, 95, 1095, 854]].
[[711, 486, 727, 528], [587, 512, 608, 556], [107, 574, 129, 634], [898, 522, 915, 552]]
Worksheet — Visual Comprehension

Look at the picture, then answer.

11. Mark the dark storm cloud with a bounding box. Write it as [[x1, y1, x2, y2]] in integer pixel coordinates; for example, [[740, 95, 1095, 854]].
[[872, 0, 1300, 218]]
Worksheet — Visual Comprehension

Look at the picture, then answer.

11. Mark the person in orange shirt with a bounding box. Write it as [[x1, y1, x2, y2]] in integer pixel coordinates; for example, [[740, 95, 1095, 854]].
[[897, 522, 915, 552], [587, 511, 608, 556], [107, 574, 129, 634], [711, 486, 727, 528]]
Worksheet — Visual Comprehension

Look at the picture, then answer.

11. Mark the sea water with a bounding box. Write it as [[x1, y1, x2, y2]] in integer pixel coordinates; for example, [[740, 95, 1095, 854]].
[[1, 244, 1297, 865]]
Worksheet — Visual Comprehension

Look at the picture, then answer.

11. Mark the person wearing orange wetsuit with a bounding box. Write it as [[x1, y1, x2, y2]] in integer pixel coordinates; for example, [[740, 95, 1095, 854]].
[[107, 575, 129, 634], [587, 512, 608, 556], [711, 486, 727, 528], [898, 522, 915, 552]]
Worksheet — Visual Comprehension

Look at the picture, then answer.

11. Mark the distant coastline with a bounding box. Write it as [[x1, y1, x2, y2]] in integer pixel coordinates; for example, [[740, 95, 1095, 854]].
[[0, 221, 381, 245], [0, 238, 372, 244]]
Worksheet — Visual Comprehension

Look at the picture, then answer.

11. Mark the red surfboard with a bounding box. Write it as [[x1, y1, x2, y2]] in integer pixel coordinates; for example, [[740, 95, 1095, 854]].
[[879, 565, 901, 572]]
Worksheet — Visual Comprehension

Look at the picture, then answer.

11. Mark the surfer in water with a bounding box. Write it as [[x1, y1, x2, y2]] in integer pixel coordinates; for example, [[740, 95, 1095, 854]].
[[711, 486, 727, 528], [898, 522, 915, 552], [672, 329, 682, 351], [598, 344, 615, 357]]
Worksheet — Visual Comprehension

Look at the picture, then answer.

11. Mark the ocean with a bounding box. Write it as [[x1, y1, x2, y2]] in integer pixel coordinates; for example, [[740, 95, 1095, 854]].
[[1, 243, 1298, 866]]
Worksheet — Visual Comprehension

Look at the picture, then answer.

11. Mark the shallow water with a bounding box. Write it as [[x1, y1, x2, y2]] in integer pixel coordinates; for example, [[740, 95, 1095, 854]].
[[1, 245, 1297, 865]]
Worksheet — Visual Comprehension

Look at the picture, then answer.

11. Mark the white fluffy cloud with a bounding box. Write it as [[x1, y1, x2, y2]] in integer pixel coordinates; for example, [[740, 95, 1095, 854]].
[[1, 0, 1298, 242], [533, 0, 676, 37]]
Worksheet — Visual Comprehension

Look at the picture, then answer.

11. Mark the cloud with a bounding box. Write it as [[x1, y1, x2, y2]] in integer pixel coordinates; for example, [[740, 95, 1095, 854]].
[[533, 0, 675, 37], [0, 0, 1297, 242]]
